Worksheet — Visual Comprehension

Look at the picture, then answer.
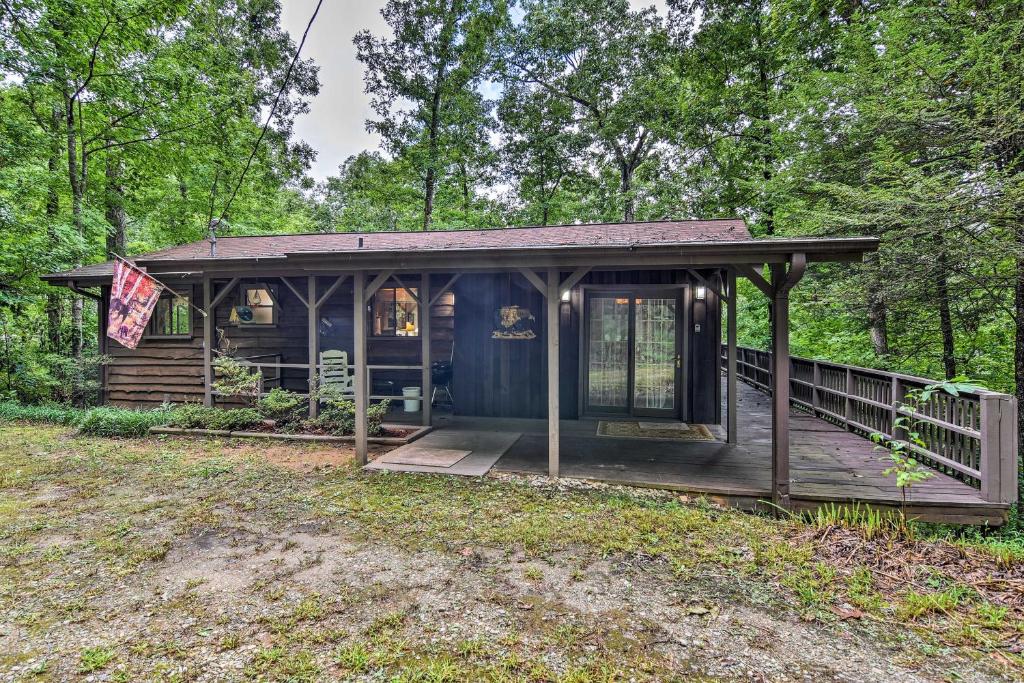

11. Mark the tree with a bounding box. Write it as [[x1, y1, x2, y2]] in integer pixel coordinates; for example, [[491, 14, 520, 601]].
[[355, 0, 507, 231], [0, 0, 318, 398], [502, 0, 677, 222], [497, 82, 585, 226]]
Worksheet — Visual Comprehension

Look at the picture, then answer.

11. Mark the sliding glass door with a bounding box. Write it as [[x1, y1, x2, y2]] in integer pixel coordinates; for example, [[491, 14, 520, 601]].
[[585, 291, 680, 417]]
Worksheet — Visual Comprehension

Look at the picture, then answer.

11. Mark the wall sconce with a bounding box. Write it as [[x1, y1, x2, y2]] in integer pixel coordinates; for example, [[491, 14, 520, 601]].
[[695, 284, 706, 301], [560, 288, 571, 314], [560, 289, 571, 303]]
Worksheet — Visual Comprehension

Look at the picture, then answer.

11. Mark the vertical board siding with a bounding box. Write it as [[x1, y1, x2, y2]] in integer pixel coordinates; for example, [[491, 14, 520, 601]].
[[452, 273, 548, 419], [102, 269, 722, 426]]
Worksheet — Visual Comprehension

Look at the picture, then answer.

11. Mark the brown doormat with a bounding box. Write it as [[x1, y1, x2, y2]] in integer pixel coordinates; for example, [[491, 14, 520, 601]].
[[597, 421, 715, 441], [379, 447, 472, 467]]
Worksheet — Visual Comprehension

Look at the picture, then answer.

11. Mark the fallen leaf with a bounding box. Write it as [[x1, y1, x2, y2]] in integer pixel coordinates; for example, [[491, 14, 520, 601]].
[[460, 547, 474, 557], [685, 605, 710, 615], [830, 606, 864, 620]]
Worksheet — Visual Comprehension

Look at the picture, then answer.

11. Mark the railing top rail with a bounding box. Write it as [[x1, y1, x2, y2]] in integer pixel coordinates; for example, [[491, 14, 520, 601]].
[[727, 344, 1011, 400]]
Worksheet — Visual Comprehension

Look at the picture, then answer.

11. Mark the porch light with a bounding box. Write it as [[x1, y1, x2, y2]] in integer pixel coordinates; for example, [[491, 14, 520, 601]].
[[560, 289, 571, 303], [695, 284, 706, 301]]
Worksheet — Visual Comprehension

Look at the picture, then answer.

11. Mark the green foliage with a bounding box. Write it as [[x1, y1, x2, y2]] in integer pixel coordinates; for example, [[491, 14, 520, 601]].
[[0, 401, 86, 425], [211, 356, 262, 404], [304, 395, 390, 437], [0, 0, 318, 404], [258, 388, 307, 426], [165, 404, 263, 432], [76, 406, 171, 438]]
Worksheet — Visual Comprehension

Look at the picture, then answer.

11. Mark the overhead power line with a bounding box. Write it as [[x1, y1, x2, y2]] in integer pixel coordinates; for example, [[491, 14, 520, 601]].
[[210, 0, 324, 232]]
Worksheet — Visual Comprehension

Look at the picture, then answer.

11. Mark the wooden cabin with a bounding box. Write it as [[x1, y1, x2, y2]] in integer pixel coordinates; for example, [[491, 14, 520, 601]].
[[44, 220, 1018, 525]]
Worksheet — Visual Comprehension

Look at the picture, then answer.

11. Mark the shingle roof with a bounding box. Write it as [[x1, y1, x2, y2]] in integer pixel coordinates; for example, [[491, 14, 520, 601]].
[[44, 219, 752, 281]]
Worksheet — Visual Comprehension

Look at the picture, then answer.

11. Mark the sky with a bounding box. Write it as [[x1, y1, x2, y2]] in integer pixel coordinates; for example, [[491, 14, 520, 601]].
[[279, 0, 668, 183]]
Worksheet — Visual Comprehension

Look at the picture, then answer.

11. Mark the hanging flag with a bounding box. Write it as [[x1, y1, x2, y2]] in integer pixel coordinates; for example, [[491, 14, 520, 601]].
[[107, 259, 164, 349]]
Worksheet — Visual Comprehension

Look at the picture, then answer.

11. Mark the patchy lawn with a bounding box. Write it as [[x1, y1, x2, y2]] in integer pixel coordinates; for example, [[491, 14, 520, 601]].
[[0, 425, 1020, 682]]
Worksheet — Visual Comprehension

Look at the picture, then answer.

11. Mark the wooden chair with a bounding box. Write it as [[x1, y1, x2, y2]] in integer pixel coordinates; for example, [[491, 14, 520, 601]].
[[319, 350, 354, 398]]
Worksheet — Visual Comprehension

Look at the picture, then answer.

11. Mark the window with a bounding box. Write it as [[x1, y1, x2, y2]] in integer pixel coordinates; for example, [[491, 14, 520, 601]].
[[147, 291, 192, 337], [231, 284, 277, 325], [371, 287, 418, 337]]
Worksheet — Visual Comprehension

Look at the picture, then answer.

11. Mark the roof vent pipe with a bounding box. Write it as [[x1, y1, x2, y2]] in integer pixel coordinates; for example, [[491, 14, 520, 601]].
[[208, 219, 223, 257]]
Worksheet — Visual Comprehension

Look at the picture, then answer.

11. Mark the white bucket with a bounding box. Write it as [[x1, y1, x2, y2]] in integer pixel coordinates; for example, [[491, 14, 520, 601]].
[[402, 387, 421, 412]]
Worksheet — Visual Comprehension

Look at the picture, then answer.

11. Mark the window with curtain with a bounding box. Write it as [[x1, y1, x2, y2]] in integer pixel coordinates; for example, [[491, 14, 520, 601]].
[[371, 287, 418, 336]]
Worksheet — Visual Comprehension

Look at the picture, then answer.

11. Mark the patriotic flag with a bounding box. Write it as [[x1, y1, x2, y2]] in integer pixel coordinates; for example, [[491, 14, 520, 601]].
[[107, 259, 164, 349]]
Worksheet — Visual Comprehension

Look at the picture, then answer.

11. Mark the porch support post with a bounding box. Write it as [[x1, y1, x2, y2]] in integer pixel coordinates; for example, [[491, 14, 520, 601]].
[[203, 276, 213, 407], [727, 269, 738, 444], [769, 253, 805, 508], [546, 268, 560, 478], [420, 272, 431, 426], [307, 276, 319, 418], [770, 265, 790, 506], [354, 271, 368, 465]]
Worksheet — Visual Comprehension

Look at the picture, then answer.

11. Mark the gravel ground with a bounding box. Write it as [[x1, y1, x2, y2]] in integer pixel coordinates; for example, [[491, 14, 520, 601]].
[[0, 427, 1016, 681]]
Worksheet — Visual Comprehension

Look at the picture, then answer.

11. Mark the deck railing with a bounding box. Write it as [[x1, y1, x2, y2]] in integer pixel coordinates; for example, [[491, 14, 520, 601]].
[[723, 345, 1018, 504]]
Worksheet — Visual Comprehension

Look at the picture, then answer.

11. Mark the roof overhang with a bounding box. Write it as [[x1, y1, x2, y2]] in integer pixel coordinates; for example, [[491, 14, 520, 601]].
[[42, 236, 879, 285]]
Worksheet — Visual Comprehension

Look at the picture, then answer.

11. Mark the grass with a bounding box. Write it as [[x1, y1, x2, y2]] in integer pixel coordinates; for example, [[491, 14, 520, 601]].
[[78, 646, 116, 673], [0, 424, 1021, 679]]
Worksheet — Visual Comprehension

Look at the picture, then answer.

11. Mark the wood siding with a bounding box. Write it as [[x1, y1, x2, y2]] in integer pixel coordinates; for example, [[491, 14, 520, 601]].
[[101, 270, 719, 424], [103, 275, 454, 407]]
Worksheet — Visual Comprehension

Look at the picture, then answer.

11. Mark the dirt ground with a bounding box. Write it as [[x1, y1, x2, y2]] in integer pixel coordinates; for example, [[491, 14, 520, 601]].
[[0, 427, 1018, 682]]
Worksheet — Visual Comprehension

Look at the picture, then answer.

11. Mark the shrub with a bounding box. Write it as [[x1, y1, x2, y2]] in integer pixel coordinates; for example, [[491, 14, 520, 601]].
[[166, 404, 263, 431], [211, 356, 261, 405], [304, 398, 390, 437], [0, 401, 86, 425], [76, 407, 171, 437], [258, 388, 306, 425]]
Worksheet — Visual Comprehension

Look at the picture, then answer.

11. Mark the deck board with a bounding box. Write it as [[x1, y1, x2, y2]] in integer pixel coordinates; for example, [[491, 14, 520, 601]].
[[480, 379, 1008, 525]]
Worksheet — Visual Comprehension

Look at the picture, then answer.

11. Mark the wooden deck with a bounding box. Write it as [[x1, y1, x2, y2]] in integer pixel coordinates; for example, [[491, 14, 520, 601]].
[[418, 380, 1009, 526]]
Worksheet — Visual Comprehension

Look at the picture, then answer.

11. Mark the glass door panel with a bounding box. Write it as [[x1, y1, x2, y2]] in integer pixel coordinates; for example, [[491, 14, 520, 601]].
[[633, 297, 677, 414], [586, 296, 630, 410]]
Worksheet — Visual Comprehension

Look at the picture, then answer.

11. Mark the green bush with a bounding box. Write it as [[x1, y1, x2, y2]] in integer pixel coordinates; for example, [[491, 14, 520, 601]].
[[76, 406, 171, 437], [0, 401, 86, 425], [166, 404, 263, 431], [304, 398, 390, 437], [258, 388, 307, 425]]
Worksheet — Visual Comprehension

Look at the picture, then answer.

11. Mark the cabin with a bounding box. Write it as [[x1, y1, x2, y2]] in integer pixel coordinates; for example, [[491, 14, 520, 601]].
[[44, 220, 1018, 525]]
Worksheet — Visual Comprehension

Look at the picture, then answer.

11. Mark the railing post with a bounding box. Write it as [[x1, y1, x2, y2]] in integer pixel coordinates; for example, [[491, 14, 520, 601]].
[[980, 394, 1018, 504], [890, 376, 902, 441], [844, 367, 854, 431], [810, 361, 820, 416]]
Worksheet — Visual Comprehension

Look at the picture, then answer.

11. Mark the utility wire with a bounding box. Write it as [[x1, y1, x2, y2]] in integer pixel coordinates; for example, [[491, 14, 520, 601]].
[[210, 0, 324, 231]]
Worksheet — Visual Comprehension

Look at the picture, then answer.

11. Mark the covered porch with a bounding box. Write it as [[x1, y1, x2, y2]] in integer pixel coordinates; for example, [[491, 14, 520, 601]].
[[370, 378, 1009, 525]]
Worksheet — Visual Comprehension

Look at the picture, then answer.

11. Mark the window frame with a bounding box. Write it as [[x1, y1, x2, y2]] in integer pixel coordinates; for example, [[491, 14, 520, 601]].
[[144, 286, 194, 340], [370, 286, 420, 338], [234, 282, 279, 327]]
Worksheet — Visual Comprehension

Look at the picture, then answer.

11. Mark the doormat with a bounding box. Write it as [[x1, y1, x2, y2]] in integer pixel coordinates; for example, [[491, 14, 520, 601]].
[[597, 421, 715, 441], [379, 447, 472, 467]]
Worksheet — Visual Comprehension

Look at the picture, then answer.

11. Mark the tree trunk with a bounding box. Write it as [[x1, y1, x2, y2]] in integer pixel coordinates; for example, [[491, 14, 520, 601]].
[[1015, 221, 1024, 505], [66, 97, 84, 358], [621, 163, 634, 222], [459, 161, 469, 220], [45, 107, 63, 354], [104, 151, 127, 257], [934, 242, 957, 379], [863, 253, 889, 356], [423, 87, 443, 231]]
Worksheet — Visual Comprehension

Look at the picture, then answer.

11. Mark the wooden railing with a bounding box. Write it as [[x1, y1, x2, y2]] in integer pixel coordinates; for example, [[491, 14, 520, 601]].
[[210, 355, 424, 403], [723, 345, 1018, 504]]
